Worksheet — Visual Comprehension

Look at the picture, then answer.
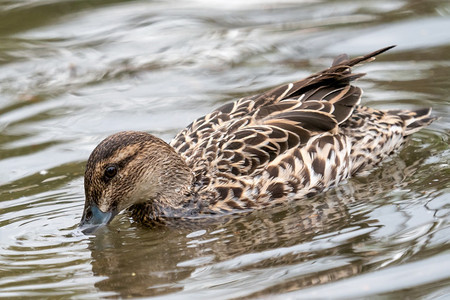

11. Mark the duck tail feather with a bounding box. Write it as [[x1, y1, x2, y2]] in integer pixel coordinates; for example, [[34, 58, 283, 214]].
[[388, 107, 437, 136]]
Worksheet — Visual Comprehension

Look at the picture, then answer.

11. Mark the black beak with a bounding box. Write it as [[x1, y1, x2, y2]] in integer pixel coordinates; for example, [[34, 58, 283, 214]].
[[79, 203, 117, 234]]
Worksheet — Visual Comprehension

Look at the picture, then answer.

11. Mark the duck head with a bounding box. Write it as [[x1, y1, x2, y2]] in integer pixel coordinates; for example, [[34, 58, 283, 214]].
[[79, 131, 192, 234]]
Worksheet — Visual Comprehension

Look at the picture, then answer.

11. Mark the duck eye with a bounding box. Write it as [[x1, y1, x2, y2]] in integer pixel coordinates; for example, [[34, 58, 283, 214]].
[[104, 165, 117, 179]]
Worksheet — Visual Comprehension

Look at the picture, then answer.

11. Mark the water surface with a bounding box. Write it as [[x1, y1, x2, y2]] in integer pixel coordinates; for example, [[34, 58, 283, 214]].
[[0, 0, 449, 298]]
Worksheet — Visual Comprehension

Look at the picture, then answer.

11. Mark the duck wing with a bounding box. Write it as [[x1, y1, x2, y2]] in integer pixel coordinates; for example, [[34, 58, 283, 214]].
[[170, 46, 394, 192], [171, 46, 393, 168]]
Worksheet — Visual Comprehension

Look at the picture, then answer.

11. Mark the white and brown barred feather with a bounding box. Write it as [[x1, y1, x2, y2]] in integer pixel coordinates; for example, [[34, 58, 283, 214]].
[[170, 46, 435, 213]]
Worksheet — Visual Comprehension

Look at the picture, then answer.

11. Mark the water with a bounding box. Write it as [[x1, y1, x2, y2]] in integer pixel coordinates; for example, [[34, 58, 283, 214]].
[[0, 0, 449, 298]]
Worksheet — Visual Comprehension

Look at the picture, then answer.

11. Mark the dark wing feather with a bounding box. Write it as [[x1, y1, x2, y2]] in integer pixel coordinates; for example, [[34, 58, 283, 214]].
[[170, 46, 395, 183]]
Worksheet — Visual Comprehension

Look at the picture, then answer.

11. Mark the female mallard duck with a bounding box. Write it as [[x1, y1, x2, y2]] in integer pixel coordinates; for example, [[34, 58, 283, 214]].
[[80, 46, 435, 233]]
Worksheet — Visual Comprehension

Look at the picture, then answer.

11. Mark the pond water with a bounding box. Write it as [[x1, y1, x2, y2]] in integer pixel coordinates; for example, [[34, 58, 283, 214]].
[[0, 0, 449, 298]]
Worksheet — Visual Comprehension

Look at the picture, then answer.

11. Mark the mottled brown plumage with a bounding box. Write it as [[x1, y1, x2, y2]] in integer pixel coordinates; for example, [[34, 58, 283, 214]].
[[79, 46, 436, 232]]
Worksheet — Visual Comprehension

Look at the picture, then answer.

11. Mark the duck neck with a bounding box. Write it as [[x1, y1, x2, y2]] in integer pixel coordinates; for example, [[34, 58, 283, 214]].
[[154, 152, 194, 208], [127, 167, 196, 225]]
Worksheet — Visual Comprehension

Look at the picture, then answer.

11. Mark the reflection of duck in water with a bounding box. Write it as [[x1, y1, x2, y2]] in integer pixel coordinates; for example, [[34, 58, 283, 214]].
[[88, 194, 359, 297], [79, 46, 435, 233]]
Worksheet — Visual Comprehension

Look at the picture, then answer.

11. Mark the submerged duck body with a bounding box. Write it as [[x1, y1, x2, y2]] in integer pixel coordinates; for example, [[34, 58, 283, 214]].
[[80, 46, 435, 232]]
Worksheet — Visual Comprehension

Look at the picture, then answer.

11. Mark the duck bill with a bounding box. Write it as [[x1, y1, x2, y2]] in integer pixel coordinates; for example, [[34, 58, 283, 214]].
[[79, 203, 117, 234]]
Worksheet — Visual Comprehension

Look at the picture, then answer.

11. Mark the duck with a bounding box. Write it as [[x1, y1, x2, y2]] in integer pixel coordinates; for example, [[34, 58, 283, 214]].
[[79, 45, 436, 233]]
